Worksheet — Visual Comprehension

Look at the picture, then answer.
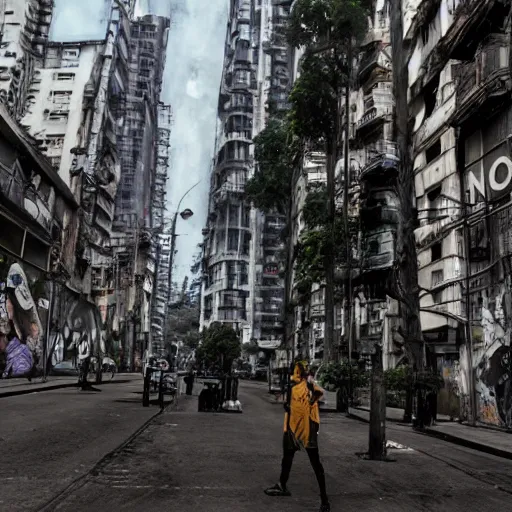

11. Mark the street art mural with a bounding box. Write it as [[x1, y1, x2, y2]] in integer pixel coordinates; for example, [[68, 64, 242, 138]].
[[0, 260, 44, 378], [0, 251, 117, 379], [469, 282, 512, 428]]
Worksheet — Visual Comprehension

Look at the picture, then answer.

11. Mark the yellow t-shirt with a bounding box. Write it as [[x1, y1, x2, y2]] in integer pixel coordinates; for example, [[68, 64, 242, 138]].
[[283, 376, 323, 448]]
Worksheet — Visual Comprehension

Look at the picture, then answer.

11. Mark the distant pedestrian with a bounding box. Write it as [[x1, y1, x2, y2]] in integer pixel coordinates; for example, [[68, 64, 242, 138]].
[[185, 369, 195, 395], [265, 360, 330, 512]]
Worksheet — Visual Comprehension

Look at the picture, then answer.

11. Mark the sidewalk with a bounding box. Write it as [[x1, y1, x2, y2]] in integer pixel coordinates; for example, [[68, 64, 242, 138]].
[[0, 372, 140, 398], [348, 406, 512, 460], [423, 422, 512, 460], [348, 405, 452, 423]]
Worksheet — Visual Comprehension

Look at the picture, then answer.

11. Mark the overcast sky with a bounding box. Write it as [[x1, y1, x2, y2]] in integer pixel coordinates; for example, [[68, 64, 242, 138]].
[[51, 0, 228, 285]]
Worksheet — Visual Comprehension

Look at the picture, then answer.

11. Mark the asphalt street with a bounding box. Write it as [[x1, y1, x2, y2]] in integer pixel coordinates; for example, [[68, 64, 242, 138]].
[[0, 375, 159, 512], [10, 379, 511, 512]]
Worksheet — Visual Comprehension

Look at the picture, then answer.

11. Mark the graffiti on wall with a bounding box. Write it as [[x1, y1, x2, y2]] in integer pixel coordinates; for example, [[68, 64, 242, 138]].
[[0, 263, 44, 378], [0, 252, 117, 378], [48, 293, 106, 368], [471, 282, 512, 428]]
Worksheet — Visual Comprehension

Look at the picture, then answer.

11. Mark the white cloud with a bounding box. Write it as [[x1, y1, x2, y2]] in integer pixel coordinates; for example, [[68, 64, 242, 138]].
[[142, 0, 228, 284]]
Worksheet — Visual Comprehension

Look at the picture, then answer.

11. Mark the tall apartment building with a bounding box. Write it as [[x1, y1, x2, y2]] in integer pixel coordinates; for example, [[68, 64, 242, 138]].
[[200, 0, 255, 339], [0, 0, 53, 119], [19, 2, 133, 354], [111, 14, 169, 369], [200, 0, 290, 350], [150, 104, 172, 354], [403, 0, 512, 428]]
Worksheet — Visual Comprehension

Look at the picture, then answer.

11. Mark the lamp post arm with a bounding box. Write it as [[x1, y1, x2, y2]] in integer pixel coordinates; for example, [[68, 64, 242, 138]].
[[176, 180, 201, 213]]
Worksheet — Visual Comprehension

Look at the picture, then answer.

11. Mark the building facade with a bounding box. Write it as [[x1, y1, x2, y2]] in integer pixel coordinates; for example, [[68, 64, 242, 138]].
[[0, 1, 173, 376]]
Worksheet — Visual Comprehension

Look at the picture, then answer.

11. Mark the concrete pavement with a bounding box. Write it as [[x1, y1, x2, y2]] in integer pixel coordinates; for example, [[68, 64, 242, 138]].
[[0, 374, 164, 512], [0, 373, 138, 398], [349, 405, 512, 461], [37, 381, 512, 512]]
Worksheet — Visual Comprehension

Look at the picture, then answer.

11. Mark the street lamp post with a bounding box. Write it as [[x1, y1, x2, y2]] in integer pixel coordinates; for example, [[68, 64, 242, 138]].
[[163, 181, 201, 351]]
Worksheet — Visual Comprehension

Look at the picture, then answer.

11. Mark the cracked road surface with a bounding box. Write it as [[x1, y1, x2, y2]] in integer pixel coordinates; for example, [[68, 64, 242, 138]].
[[0, 375, 157, 512], [24, 380, 512, 512]]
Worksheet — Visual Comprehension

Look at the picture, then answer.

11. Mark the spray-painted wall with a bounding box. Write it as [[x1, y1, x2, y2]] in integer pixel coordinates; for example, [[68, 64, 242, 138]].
[[456, 280, 512, 428], [0, 253, 118, 378]]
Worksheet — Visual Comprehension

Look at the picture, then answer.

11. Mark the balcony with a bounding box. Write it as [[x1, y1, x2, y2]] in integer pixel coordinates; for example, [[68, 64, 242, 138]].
[[213, 182, 245, 204], [358, 43, 380, 84], [359, 140, 398, 181], [361, 189, 399, 228], [451, 34, 510, 126], [361, 229, 395, 273], [356, 100, 393, 136]]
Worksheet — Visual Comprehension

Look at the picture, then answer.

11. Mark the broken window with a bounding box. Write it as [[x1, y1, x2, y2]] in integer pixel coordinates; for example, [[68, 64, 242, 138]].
[[425, 139, 441, 164], [427, 185, 442, 222], [431, 242, 442, 262], [423, 73, 440, 117], [368, 239, 379, 255]]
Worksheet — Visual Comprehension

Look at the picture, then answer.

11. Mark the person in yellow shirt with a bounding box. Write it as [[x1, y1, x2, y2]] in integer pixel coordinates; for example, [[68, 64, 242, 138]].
[[265, 360, 330, 512]]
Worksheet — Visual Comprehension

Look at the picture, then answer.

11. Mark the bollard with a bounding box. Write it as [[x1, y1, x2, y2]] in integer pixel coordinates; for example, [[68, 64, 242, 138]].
[[143, 367, 151, 407]]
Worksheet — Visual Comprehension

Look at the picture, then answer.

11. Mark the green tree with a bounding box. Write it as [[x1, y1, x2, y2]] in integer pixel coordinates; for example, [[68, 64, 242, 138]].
[[287, 0, 369, 362], [196, 323, 241, 374], [245, 117, 300, 349], [294, 184, 358, 303]]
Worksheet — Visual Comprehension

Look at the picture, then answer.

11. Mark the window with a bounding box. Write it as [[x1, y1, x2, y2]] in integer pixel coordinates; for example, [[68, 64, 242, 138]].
[[457, 229, 464, 256], [431, 242, 442, 262], [23, 233, 49, 270], [368, 239, 379, 255], [228, 229, 239, 251], [423, 74, 440, 117], [53, 72, 75, 82], [49, 90, 72, 104], [63, 49, 79, 59], [425, 139, 441, 164], [431, 269, 444, 287], [46, 112, 69, 122], [427, 185, 442, 222], [433, 290, 443, 305]]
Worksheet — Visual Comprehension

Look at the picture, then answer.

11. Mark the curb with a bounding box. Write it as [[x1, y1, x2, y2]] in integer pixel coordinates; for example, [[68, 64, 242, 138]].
[[35, 399, 170, 512], [0, 381, 77, 398], [348, 410, 512, 461], [422, 426, 512, 461], [0, 375, 141, 399], [347, 410, 411, 427]]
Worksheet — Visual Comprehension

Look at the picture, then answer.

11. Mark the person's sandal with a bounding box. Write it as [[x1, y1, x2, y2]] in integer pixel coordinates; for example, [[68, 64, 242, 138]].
[[264, 483, 291, 497]]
